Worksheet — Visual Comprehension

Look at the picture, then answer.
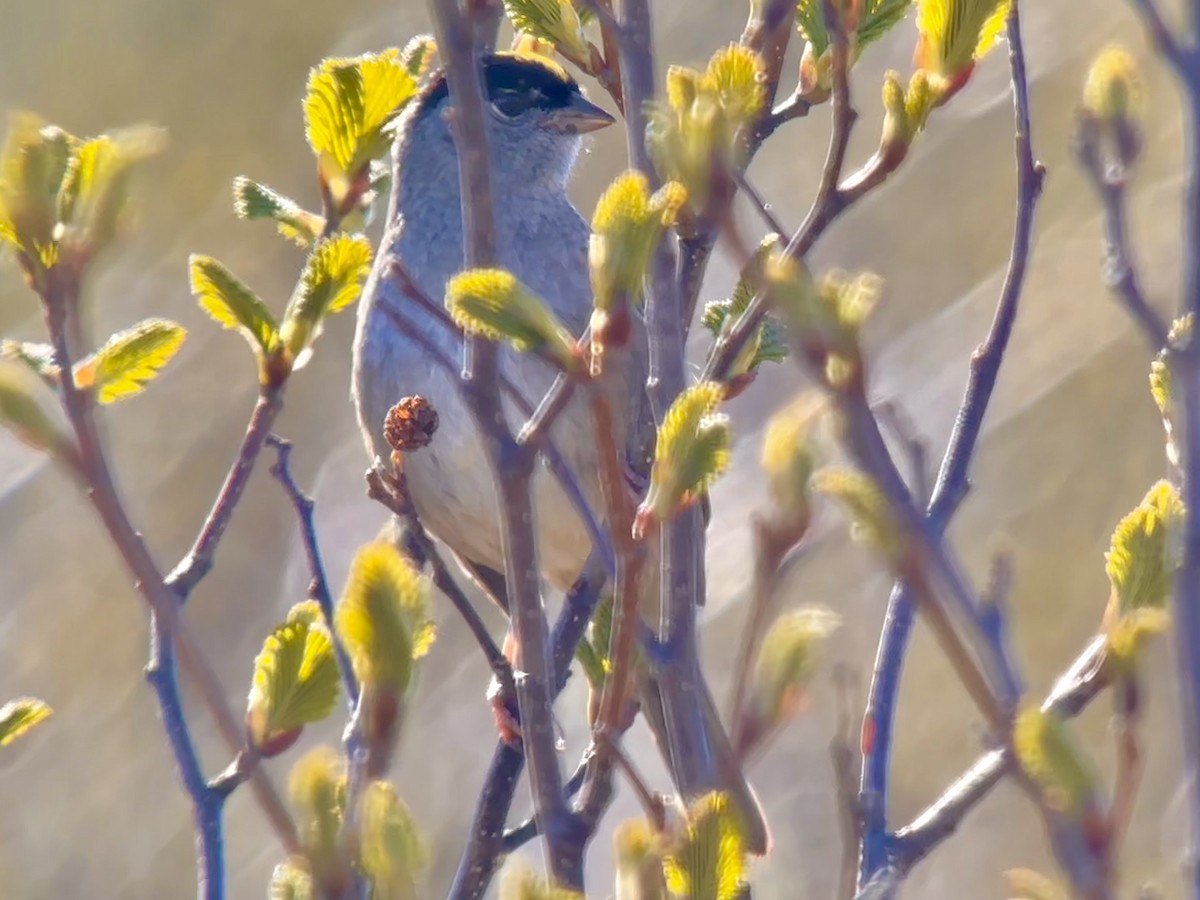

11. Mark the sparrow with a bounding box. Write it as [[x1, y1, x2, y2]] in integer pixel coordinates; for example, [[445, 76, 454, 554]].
[[351, 52, 768, 852]]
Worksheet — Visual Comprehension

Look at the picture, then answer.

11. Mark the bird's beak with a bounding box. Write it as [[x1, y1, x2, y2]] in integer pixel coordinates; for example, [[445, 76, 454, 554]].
[[542, 94, 616, 135]]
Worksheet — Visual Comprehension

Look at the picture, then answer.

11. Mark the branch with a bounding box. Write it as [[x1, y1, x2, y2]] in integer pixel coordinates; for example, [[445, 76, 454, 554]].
[[166, 388, 283, 597], [448, 555, 608, 899], [1076, 135, 1170, 351], [578, 381, 648, 823], [264, 435, 360, 706], [145, 621, 227, 900], [1128, 0, 1187, 72], [857, 0, 1045, 882], [890, 637, 1110, 872], [704, 6, 876, 384], [429, 0, 579, 886], [39, 271, 301, 883], [831, 665, 863, 900]]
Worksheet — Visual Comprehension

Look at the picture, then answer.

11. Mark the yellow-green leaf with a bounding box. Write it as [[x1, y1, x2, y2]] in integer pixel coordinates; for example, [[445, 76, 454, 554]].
[[503, 0, 591, 61], [232, 176, 324, 248], [860, 0, 915, 46], [246, 601, 340, 752], [189, 254, 280, 357], [1005, 868, 1069, 900], [915, 0, 1010, 85], [72, 318, 186, 404], [1106, 607, 1170, 670], [813, 467, 902, 561], [0, 697, 52, 747], [0, 114, 73, 267], [280, 233, 372, 360], [499, 862, 585, 900], [336, 542, 434, 694], [761, 395, 822, 529], [614, 819, 668, 900], [638, 382, 730, 534], [288, 746, 347, 885], [1083, 46, 1141, 126], [445, 268, 581, 373], [56, 125, 165, 258], [269, 860, 315, 900], [400, 35, 438, 79], [590, 171, 686, 309], [748, 607, 840, 725], [1013, 705, 1102, 820], [0, 359, 71, 456], [359, 780, 428, 900], [304, 50, 416, 179], [704, 45, 766, 128], [1105, 480, 1183, 617], [663, 793, 746, 900], [702, 235, 789, 375]]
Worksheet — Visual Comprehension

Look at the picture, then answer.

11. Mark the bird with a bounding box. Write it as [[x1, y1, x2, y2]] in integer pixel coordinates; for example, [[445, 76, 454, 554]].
[[351, 51, 768, 852]]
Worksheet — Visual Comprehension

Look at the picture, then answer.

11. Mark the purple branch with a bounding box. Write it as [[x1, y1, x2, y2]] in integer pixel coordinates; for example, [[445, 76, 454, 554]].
[[857, 0, 1044, 884], [264, 435, 360, 707]]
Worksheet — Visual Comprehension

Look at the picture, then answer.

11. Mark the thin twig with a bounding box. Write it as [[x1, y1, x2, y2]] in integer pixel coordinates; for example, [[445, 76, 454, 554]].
[[145, 622, 227, 900], [501, 757, 592, 852], [517, 371, 578, 447], [733, 168, 789, 239], [166, 389, 283, 596], [265, 434, 360, 707], [1074, 126, 1170, 351], [578, 381, 648, 823], [856, 0, 1045, 883], [619, 0, 720, 803], [831, 664, 863, 900], [876, 400, 931, 507], [1128, 0, 1187, 72], [1108, 678, 1143, 858]]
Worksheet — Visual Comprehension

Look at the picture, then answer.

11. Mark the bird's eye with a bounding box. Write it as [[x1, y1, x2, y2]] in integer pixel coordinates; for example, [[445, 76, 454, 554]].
[[491, 90, 531, 118]]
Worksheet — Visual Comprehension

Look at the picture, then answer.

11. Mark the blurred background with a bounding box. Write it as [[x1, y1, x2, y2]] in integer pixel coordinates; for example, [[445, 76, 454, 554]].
[[0, 1, 1190, 897]]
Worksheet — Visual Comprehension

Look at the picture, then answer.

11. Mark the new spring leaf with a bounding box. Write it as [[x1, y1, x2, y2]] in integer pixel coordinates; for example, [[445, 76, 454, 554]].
[[305, 50, 416, 184], [0, 697, 52, 747], [590, 171, 686, 310], [359, 780, 428, 900], [72, 318, 186, 404], [446, 268, 581, 374], [246, 601, 340, 754], [663, 793, 747, 900], [702, 235, 789, 378], [914, 0, 1010, 98], [1105, 480, 1183, 617], [280, 233, 373, 363], [637, 382, 730, 536], [503, 0, 591, 62], [336, 542, 434, 695], [190, 254, 280, 361], [233, 176, 324, 248], [0, 359, 72, 457]]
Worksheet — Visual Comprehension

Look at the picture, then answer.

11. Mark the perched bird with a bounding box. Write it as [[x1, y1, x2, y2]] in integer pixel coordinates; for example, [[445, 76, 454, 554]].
[[351, 52, 767, 851]]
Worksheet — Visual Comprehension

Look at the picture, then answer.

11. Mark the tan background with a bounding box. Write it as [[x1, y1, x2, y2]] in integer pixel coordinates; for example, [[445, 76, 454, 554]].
[[0, 1, 1190, 897]]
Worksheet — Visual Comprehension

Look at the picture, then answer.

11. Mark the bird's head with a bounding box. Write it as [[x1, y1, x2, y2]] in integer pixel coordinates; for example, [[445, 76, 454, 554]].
[[401, 53, 614, 191]]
